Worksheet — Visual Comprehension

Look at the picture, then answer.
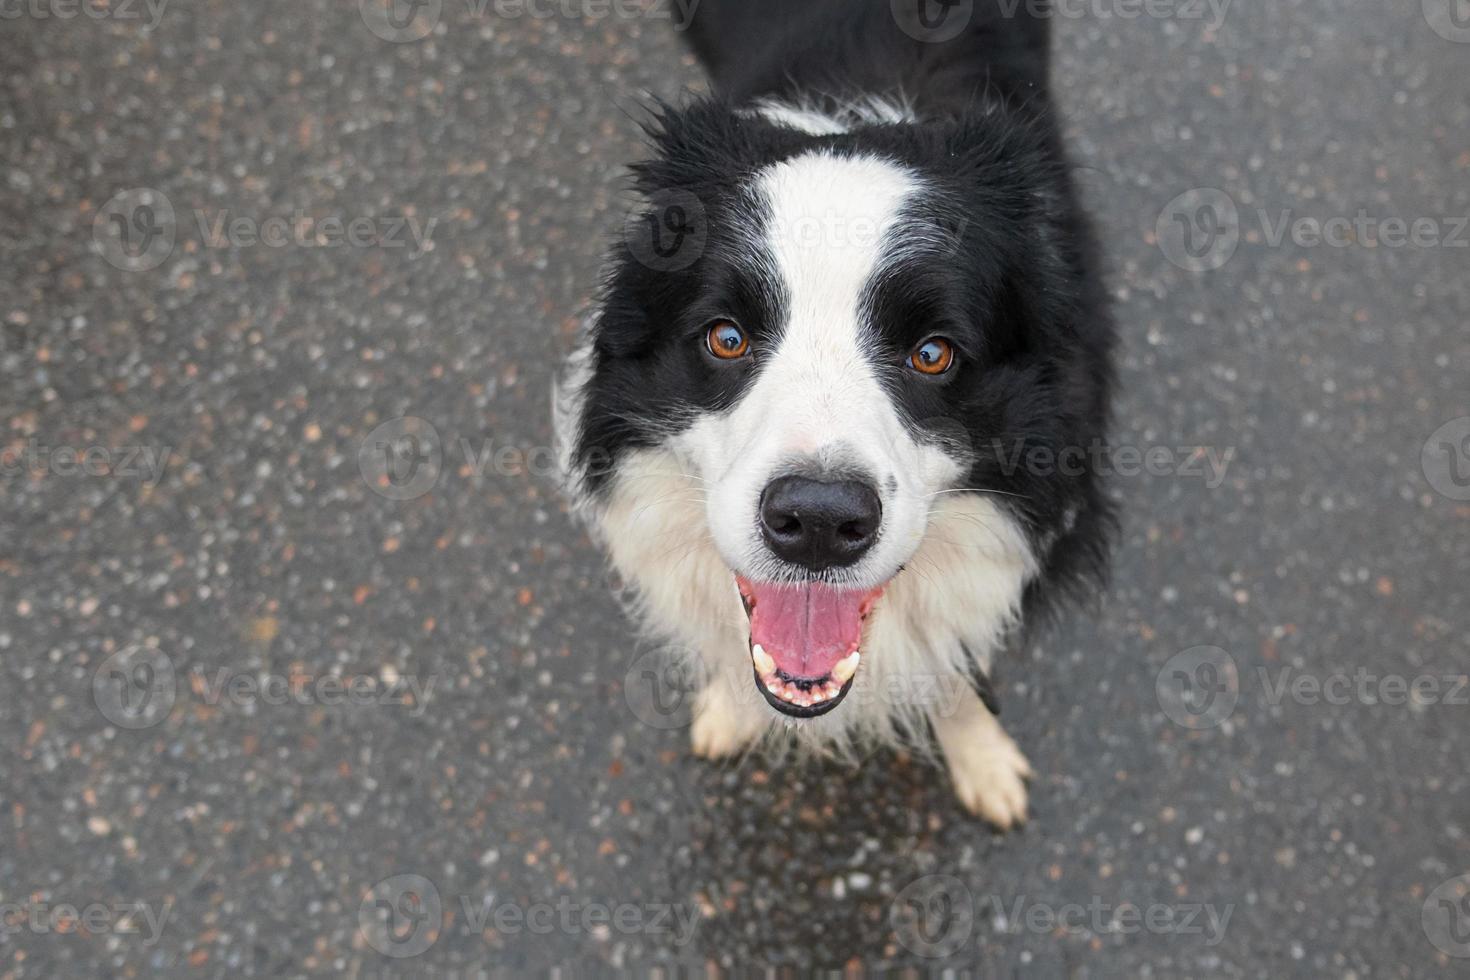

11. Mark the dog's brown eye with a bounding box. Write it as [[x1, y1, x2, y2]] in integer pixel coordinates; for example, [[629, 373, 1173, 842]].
[[706, 320, 749, 360], [908, 338, 955, 376]]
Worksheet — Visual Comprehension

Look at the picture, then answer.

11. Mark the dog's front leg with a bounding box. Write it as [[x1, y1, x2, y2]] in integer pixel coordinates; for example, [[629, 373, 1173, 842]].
[[930, 685, 1034, 830], [690, 666, 766, 760]]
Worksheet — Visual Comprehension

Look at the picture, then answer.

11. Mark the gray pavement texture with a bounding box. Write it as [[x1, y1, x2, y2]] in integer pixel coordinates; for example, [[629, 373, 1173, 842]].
[[2, 0, 1469, 976]]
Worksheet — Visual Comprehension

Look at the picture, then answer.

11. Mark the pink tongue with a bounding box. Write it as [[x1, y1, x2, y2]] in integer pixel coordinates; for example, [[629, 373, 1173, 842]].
[[746, 581, 869, 680]]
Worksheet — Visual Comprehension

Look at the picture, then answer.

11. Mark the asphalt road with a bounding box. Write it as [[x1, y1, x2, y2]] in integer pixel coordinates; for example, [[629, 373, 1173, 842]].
[[3, 0, 1469, 975]]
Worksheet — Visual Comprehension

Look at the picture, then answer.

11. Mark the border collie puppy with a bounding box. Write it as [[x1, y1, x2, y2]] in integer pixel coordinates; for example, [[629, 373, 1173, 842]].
[[556, 0, 1114, 828]]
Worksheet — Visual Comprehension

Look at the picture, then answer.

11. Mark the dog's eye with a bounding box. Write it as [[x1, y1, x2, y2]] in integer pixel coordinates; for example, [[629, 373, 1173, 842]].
[[907, 338, 955, 376], [706, 320, 750, 360]]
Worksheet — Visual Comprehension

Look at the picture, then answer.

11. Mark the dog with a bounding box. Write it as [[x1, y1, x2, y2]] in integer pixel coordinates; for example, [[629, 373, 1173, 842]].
[[555, 0, 1114, 828]]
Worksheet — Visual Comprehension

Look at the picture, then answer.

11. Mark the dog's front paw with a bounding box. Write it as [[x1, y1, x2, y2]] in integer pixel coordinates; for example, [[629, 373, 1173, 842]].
[[690, 686, 759, 759], [943, 722, 1034, 831]]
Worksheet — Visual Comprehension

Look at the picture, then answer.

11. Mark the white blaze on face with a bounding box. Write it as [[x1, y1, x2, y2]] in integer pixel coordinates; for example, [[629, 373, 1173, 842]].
[[673, 151, 967, 585]]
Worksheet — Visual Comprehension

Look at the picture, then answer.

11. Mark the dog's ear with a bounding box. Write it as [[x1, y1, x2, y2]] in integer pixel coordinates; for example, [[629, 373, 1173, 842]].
[[628, 98, 807, 196], [629, 99, 743, 195], [935, 114, 1096, 360], [595, 100, 794, 363]]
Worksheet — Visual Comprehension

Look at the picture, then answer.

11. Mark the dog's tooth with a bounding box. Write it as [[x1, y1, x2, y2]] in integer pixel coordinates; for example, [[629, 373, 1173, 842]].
[[751, 644, 776, 677], [832, 651, 862, 683]]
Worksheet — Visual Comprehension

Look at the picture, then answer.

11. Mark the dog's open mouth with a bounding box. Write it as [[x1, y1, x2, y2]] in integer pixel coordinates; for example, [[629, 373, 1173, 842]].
[[736, 577, 884, 719]]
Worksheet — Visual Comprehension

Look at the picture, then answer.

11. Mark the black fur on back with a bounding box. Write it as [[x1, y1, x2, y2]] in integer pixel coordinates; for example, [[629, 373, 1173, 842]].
[[680, 0, 1053, 117]]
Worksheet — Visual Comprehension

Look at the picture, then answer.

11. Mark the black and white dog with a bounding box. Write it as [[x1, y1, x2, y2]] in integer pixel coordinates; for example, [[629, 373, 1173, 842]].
[[556, 0, 1114, 828]]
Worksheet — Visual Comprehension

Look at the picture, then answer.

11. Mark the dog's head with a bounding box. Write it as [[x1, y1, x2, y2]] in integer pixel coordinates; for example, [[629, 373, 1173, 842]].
[[560, 100, 1111, 720]]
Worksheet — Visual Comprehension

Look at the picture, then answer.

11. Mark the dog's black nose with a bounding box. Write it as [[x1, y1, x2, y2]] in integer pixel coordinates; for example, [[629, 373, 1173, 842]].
[[759, 476, 882, 570]]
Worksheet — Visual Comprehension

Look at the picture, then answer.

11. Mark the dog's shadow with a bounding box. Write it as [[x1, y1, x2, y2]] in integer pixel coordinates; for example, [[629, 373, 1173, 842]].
[[649, 743, 1014, 968]]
